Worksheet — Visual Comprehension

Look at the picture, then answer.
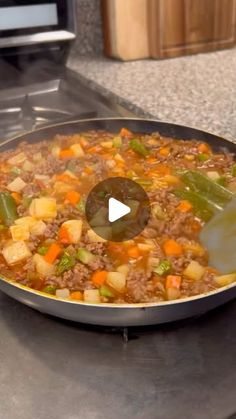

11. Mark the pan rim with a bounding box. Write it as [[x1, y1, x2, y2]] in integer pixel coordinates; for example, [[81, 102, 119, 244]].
[[0, 116, 234, 149], [0, 272, 235, 308], [0, 117, 235, 310]]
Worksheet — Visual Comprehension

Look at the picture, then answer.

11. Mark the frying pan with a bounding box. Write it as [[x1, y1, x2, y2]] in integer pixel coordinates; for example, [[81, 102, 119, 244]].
[[0, 117, 236, 326]]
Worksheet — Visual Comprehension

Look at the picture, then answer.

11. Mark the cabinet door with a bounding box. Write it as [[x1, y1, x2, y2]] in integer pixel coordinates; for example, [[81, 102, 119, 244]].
[[101, 0, 149, 60], [149, 0, 236, 58]]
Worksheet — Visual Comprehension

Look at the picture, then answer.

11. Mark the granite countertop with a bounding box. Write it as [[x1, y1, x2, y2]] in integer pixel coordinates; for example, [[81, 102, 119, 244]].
[[68, 48, 236, 141]]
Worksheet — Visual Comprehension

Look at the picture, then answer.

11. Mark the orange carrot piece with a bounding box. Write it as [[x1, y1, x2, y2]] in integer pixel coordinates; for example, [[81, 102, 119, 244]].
[[70, 291, 83, 301], [44, 243, 62, 264], [58, 226, 71, 244], [55, 173, 73, 182], [65, 190, 81, 206], [119, 127, 133, 137], [163, 239, 183, 256], [80, 138, 88, 147], [87, 145, 101, 153], [92, 271, 108, 287], [205, 266, 219, 275], [177, 200, 193, 213], [190, 219, 202, 233], [127, 245, 141, 258], [59, 149, 74, 159], [159, 147, 170, 157], [146, 157, 156, 163], [198, 143, 211, 154], [11, 192, 21, 204], [84, 167, 94, 174], [166, 275, 182, 289]]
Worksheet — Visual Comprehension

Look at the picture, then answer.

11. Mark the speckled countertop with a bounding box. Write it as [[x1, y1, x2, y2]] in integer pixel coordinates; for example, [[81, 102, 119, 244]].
[[68, 48, 236, 141]]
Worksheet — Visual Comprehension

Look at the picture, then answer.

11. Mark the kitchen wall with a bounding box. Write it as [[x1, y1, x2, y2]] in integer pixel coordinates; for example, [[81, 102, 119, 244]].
[[71, 0, 104, 56]]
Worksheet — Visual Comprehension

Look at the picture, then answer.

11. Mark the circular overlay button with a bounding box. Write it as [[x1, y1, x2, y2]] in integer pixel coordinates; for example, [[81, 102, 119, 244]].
[[85, 177, 150, 242]]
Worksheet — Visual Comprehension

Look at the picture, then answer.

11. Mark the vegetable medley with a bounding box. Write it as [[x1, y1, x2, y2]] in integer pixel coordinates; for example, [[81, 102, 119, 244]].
[[0, 127, 235, 304]]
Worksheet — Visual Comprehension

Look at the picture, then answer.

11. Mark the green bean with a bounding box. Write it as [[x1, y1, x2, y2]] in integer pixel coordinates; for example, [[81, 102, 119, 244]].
[[56, 252, 76, 275], [129, 139, 149, 157], [99, 285, 114, 298], [181, 170, 233, 207], [197, 153, 209, 162], [37, 246, 49, 256], [0, 192, 18, 226], [173, 188, 220, 221], [42, 285, 57, 295], [154, 260, 172, 276]]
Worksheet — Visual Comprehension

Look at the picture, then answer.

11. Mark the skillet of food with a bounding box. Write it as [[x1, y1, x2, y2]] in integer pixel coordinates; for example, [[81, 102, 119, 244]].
[[0, 118, 235, 326]]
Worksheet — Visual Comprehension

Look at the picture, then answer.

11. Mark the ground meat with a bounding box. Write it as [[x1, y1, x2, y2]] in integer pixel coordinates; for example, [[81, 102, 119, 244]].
[[27, 235, 41, 251], [87, 256, 112, 272], [126, 269, 152, 303], [0, 129, 232, 304], [22, 183, 41, 197], [46, 263, 91, 291], [84, 241, 107, 256], [35, 155, 66, 176]]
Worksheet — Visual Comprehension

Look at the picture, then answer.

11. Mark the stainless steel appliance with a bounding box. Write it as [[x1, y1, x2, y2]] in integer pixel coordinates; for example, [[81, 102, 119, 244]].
[[0, 0, 133, 140]]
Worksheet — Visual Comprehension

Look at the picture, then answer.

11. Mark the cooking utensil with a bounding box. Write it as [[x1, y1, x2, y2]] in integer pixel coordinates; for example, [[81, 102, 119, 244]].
[[200, 196, 236, 274], [0, 117, 235, 326]]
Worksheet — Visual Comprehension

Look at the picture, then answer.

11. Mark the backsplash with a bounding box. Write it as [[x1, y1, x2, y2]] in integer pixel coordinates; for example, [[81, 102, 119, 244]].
[[70, 0, 104, 56]]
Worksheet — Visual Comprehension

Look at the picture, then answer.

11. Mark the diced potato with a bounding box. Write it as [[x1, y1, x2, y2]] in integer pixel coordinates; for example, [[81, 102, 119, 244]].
[[87, 229, 107, 243], [214, 273, 236, 287], [33, 254, 56, 277], [117, 264, 129, 277], [106, 160, 116, 169], [70, 143, 84, 157], [114, 153, 125, 163], [29, 198, 57, 220], [84, 289, 101, 304], [56, 288, 70, 299], [148, 257, 160, 268], [22, 160, 34, 172], [101, 141, 113, 148], [2, 241, 31, 265], [207, 171, 220, 181], [183, 260, 205, 281], [182, 242, 205, 257], [61, 220, 82, 244], [137, 243, 154, 251], [107, 271, 126, 292], [30, 220, 47, 236], [15, 216, 37, 229], [34, 174, 50, 183], [33, 152, 42, 162], [165, 175, 180, 185], [8, 152, 26, 166], [54, 181, 74, 194], [123, 240, 135, 246], [63, 170, 78, 180], [10, 225, 30, 241], [51, 146, 61, 157], [184, 154, 195, 161], [7, 177, 26, 192]]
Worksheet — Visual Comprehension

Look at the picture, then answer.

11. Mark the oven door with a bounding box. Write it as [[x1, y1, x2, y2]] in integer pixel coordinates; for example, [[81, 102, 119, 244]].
[[0, 0, 76, 49]]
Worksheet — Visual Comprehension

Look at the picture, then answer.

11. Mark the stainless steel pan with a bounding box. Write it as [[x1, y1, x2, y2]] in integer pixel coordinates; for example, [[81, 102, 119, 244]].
[[0, 117, 235, 326]]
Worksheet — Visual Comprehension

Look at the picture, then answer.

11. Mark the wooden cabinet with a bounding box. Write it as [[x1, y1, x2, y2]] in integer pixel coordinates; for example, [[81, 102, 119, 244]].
[[101, 0, 149, 60], [149, 0, 236, 58], [102, 0, 236, 60]]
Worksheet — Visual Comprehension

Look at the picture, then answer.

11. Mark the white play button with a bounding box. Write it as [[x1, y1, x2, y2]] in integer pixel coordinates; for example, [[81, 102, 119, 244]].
[[108, 197, 131, 223]]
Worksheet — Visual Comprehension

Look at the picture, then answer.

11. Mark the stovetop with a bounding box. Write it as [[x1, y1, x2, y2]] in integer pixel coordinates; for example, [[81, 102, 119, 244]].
[[0, 59, 134, 140], [0, 59, 236, 419]]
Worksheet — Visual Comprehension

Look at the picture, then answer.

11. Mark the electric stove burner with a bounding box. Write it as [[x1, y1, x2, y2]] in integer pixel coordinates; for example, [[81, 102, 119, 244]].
[[0, 95, 97, 139], [0, 66, 134, 141]]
